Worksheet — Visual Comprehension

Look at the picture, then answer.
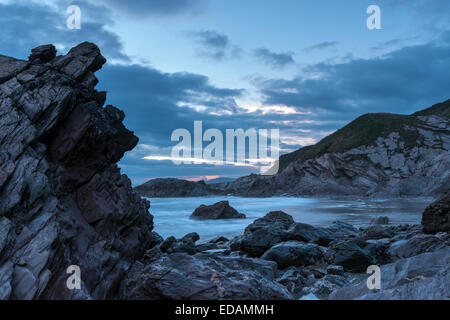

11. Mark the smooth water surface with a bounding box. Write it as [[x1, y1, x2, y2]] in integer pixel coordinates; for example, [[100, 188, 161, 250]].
[[147, 196, 433, 242]]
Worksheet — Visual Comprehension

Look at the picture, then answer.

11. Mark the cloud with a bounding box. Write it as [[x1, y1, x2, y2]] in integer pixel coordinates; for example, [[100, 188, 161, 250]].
[[100, 0, 206, 17], [253, 48, 295, 69], [303, 41, 338, 53], [189, 30, 241, 61], [0, 1, 130, 61], [257, 35, 450, 119], [96, 62, 327, 181]]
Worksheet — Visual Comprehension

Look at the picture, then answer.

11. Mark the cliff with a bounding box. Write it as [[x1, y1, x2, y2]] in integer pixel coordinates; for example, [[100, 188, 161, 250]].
[[0, 43, 156, 299]]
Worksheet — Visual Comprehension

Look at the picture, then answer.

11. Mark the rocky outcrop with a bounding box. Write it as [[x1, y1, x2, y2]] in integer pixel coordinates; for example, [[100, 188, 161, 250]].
[[190, 201, 246, 220], [422, 192, 450, 234], [232, 211, 359, 258], [134, 178, 216, 197], [329, 247, 450, 300], [121, 249, 293, 300], [261, 241, 324, 268], [120, 205, 448, 300], [0, 43, 155, 299]]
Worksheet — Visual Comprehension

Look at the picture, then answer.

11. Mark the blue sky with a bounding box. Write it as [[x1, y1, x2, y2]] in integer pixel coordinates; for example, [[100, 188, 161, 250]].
[[1, 0, 449, 184]]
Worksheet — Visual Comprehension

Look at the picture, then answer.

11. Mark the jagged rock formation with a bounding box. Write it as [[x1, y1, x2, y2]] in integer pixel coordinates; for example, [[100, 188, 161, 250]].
[[0, 43, 155, 299], [134, 178, 215, 197], [121, 250, 293, 300]]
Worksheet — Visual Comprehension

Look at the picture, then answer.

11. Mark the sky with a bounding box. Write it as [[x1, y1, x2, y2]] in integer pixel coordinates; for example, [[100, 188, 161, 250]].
[[1, 0, 449, 185]]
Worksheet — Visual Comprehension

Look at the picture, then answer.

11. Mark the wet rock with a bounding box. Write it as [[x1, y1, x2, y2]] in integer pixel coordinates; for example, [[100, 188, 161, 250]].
[[327, 265, 344, 276], [326, 239, 375, 273], [370, 216, 389, 225], [239, 211, 294, 257], [325, 221, 359, 239], [422, 192, 450, 234], [28, 44, 56, 63], [121, 252, 293, 300], [209, 236, 229, 243], [261, 241, 324, 269], [329, 247, 450, 300], [275, 267, 308, 296], [309, 274, 349, 299], [190, 201, 246, 220], [160, 233, 200, 255], [287, 223, 334, 246], [195, 243, 217, 252]]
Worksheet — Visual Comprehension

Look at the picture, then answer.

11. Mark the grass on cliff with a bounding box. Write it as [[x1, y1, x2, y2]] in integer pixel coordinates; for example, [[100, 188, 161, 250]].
[[278, 113, 423, 172]]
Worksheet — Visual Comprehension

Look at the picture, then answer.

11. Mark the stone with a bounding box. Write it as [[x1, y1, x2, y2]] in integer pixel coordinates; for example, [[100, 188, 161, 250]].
[[239, 211, 294, 257], [329, 247, 450, 300], [287, 223, 334, 246], [28, 44, 57, 63], [387, 233, 449, 260], [360, 225, 396, 240], [326, 239, 375, 273], [421, 193, 450, 234], [121, 253, 293, 300], [275, 267, 308, 296], [190, 201, 246, 220], [261, 241, 324, 269], [327, 265, 344, 276], [370, 216, 389, 225], [160, 233, 201, 255]]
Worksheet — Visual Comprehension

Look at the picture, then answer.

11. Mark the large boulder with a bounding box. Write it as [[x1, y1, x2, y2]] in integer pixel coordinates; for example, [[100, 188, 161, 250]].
[[325, 239, 375, 273], [121, 252, 293, 300], [422, 193, 450, 234], [287, 223, 334, 246], [239, 211, 294, 257], [261, 241, 324, 269], [190, 201, 246, 220], [360, 225, 396, 240], [0, 43, 155, 299]]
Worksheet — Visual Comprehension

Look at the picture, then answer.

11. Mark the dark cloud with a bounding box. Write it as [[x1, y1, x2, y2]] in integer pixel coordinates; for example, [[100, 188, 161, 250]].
[[0, 1, 130, 61], [303, 41, 338, 53], [253, 48, 295, 69], [103, 0, 206, 17], [96, 63, 319, 181], [257, 38, 450, 119]]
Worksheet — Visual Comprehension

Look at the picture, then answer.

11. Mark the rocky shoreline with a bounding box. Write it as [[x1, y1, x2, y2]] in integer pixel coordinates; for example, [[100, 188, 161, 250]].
[[0, 43, 448, 300], [121, 193, 449, 300]]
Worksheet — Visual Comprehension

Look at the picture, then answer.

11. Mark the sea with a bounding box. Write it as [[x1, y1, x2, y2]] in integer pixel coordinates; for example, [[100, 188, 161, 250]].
[[146, 196, 434, 242]]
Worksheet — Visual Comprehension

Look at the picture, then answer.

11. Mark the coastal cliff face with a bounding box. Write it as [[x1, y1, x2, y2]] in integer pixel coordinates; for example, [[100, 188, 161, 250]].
[[0, 43, 155, 299], [272, 112, 449, 197]]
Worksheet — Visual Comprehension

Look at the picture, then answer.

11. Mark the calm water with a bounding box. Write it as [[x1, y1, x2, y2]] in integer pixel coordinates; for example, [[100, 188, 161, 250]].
[[147, 196, 434, 242]]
